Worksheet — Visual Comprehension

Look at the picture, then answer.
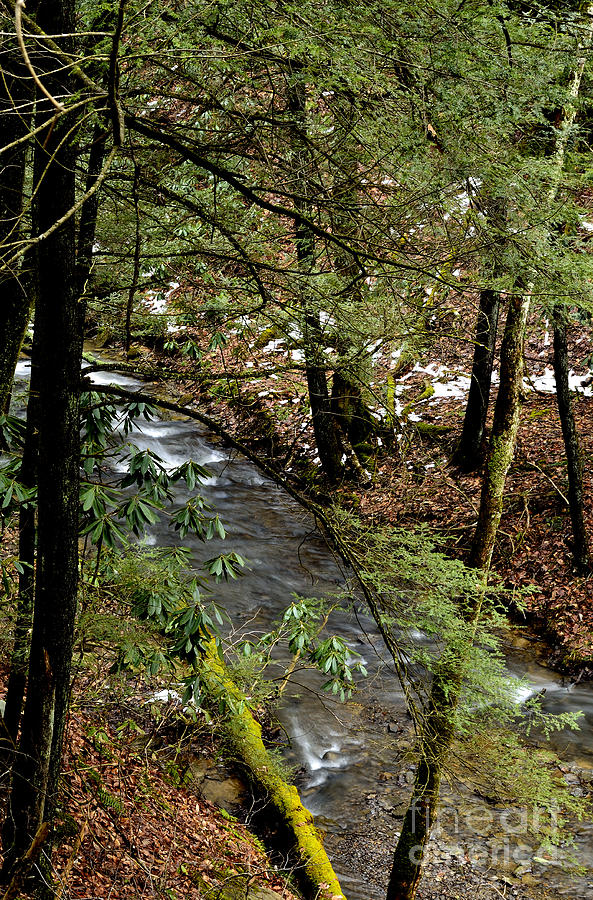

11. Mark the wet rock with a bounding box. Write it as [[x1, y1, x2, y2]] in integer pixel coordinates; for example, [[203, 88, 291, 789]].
[[185, 758, 245, 813], [199, 776, 245, 813], [321, 750, 340, 762]]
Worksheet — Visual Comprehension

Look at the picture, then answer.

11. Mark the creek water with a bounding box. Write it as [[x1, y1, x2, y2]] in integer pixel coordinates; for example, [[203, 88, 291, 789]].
[[12, 359, 593, 897]]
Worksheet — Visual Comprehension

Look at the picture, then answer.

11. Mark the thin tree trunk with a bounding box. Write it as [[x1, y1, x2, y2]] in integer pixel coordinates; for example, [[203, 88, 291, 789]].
[[0, 335, 41, 751], [453, 197, 506, 472], [77, 123, 109, 296], [124, 154, 141, 356], [468, 291, 530, 569], [552, 308, 591, 572], [386, 674, 457, 900], [453, 287, 501, 471], [329, 103, 373, 462], [2, 0, 82, 870], [287, 77, 343, 481], [0, 9, 37, 413]]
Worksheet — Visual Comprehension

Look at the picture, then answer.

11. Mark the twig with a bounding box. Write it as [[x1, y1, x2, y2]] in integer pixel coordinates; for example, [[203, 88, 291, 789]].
[[15, 0, 64, 111], [55, 820, 88, 900], [527, 460, 569, 505], [1, 146, 118, 273]]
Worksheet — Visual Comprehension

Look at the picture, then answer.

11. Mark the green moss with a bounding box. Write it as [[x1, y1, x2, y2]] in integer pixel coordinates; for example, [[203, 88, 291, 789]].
[[198, 640, 346, 900], [415, 422, 451, 438]]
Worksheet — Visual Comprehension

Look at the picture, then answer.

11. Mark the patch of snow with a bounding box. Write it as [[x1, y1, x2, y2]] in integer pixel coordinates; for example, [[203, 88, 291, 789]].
[[403, 363, 471, 402], [148, 689, 182, 704], [143, 290, 167, 313], [262, 339, 286, 353], [525, 366, 593, 397], [291, 349, 305, 362]]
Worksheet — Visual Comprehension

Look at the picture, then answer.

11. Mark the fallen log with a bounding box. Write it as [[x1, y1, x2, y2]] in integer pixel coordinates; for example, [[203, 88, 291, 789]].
[[198, 640, 346, 900]]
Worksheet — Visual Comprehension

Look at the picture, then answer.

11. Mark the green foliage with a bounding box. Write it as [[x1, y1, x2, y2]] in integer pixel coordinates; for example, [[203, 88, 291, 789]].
[[331, 505, 584, 748], [239, 594, 367, 701]]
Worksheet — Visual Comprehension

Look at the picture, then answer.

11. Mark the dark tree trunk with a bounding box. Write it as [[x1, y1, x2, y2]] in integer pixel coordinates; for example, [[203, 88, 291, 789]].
[[386, 674, 457, 900], [468, 292, 530, 570], [453, 197, 506, 472], [77, 123, 109, 296], [288, 78, 343, 481], [0, 11, 37, 413], [552, 308, 591, 573], [2, 0, 82, 871], [1, 329, 41, 751], [452, 287, 501, 472], [329, 107, 373, 462]]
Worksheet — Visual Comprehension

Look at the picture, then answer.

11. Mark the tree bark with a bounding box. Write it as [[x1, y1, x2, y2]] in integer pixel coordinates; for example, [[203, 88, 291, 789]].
[[2, 0, 82, 871], [288, 77, 343, 482], [468, 292, 530, 570], [552, 308, 591, 572], [453, 287, 501, 472], [1, 335, 41, 751], [0, 9, 37, 413], [329, 100, 373, 461], [453, 197, 506, 472], [386, 673, 458, 900]]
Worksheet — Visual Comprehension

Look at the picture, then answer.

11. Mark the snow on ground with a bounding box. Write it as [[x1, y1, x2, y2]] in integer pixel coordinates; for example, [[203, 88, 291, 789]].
[[526, 366, 593, 396], [402, 363, 472, 402]]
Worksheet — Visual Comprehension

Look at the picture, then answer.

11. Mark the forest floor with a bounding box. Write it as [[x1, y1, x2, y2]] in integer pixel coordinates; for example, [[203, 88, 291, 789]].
[[0, 656, 301, 900]]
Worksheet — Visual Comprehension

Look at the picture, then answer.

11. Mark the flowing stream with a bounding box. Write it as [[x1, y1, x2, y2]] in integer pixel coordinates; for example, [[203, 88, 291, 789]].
[[12, 359, 593, 898]]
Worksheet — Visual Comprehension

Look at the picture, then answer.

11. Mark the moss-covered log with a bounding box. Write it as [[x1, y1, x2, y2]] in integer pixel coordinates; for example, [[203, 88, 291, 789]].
[[198, 640, 346, 900]]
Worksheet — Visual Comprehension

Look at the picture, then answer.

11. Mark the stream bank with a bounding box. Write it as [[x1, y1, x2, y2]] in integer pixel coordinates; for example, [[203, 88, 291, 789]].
[[12, 356, 593, 899]]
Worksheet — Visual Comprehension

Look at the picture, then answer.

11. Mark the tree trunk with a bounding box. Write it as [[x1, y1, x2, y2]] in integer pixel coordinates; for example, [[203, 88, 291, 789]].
[[453, 197, 506, 472], [1, 338, 41, 751], [77, 123, 109, 296], [552, 308, 591, 572], [329, 102, 373, 462], [386, 674, 457, 900], [288, 78, 343, 481], [2, 0, 82, 871], [452, 287, 501, 472], [0, 10, 37, 413], [468, 292, 530, 570]]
